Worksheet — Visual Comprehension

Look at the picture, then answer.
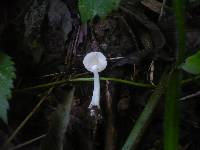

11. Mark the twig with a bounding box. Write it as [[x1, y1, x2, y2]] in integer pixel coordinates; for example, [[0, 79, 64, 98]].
[[4, 87, 54, 146], [158, 0, 167, 21], [8, 134, 46, 150], [180, 90, 200, 101]]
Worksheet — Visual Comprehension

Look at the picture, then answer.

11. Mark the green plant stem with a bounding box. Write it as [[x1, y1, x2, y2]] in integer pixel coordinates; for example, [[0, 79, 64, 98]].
[[122, 71, 168, 150], [14, 74, 200, 93], [174, 0, 186, 65], [181, 74, 200, 85], [164, 0, 186, 149], [14, 77, 155, 92], [164, 70, 180, 150]]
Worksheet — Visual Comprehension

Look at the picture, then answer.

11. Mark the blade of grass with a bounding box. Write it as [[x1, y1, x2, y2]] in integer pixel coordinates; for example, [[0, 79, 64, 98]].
[[14, 77, 154, 92], [122, 70, 168, 150], [73, 77, 154, 89], [14, 74, 200, 93]]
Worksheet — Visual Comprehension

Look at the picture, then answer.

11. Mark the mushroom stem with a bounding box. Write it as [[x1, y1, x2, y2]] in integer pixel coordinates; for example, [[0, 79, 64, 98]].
[[83, 52, 107, 110], [89, 71, 100, 108]]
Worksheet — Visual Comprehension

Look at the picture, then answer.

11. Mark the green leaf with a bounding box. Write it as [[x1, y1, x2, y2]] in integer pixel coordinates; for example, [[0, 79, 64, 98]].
[[79, 0, 120, 23], [181, 51, 200, 74], [0, 52, 16, 123]]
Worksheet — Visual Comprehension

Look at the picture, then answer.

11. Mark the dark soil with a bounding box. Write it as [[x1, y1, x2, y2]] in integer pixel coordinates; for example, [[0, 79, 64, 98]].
[[0, 0, 200, 150]]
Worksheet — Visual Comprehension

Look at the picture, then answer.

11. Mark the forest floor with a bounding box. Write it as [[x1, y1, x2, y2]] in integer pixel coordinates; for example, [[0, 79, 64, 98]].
[[0, 0, 200, 150]]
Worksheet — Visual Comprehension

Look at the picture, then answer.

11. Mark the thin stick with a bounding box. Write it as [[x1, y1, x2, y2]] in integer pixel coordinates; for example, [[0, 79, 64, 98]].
[[158, 0, 167, 21], [8, 134, 46, 150], [4, 87, 54, 146], [180, 90, 200, 101]]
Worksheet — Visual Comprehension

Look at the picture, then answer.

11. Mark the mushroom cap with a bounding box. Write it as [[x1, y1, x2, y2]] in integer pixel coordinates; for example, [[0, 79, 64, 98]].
[[83, 52, 107, 72]]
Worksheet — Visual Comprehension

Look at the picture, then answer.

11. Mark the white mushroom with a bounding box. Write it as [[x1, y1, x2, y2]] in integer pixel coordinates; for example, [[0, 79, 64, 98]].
[[83, 52, 107, 109]]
